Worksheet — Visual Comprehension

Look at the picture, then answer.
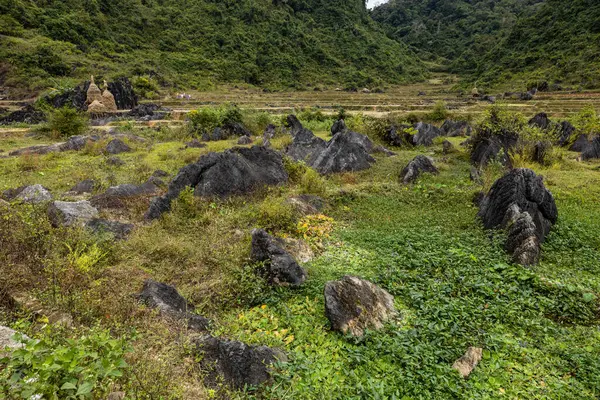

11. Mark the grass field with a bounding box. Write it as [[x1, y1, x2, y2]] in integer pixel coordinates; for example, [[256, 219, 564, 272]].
[[1, 89, 600, 399]]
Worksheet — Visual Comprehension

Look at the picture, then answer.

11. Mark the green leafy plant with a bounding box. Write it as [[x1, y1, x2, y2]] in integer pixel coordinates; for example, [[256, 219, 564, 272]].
[[1, 326, 131, 399]]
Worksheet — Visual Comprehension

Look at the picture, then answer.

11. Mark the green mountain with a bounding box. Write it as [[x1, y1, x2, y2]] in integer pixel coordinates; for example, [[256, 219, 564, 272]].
[[372, 0, 600, 88], [0, 0, 425, 94]]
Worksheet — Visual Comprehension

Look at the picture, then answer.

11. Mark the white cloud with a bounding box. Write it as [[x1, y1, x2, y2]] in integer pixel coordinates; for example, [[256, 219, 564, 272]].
[[367, 0, 387, 9]]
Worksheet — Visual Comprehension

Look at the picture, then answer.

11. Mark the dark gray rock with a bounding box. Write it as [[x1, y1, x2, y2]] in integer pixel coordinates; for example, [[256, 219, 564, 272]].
[[152, 169, 170, 178], [138, 279, 209, 331], [251, 229, 307, 286], [410, 122, 442, 146], [520, 91, 534, 101], [478, 168, 557, 265], [442, 140, 455, 154], [86, 218, 134, 240], [582, 137, 600, 160], [556, 121, 576, 147], [237, 136, 253, 145], [48, 201, 99, 227], [469, 128, 519, 167], [222, 122, 251, 138], [331, 119, 347, 136], [195, 335, 287, 389], [0, 105, 45, 125], [285, 117, 328, 164], [532, 141, 552, 165], [262, 124, 276, 148], [8, 135, 98, 156], [105, 139, 131, 155], [310, 131, 376, 174], [324, 275, 396, 337], [470, 167, 482, 184], [91, 181, 160, 209], [400, 155, 438, 184], [441, 120, 472, 137], [108, 77, 138, 110], [146, 146, 288, 219], [529, 113, 551, 130], [128, 103, 160, 118], [185, 139, 207, 149], [569, 134, 589, 152], [504, 205, 540, 265], [106, 156, 125, 166], [383, 125, 407, 147]]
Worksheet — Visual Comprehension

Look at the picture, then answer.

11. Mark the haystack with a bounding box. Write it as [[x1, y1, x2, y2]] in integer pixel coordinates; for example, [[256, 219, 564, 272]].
[[102, 82, 118, 112], [88, 99, 108, 114], [86, 76, 102, 105]]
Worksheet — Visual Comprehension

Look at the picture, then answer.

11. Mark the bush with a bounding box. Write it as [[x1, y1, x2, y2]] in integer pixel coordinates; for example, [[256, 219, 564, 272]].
[[0, 326, 131, 399], [186, 104, 244, 135], [256, 197, 298, 232], [300, 168, 328, 196], [38, 107, 88, 138], [426, 101, 450, 122]]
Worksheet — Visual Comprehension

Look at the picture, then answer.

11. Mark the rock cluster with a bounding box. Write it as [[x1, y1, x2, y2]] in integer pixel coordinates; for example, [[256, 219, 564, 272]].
[[441, 120, 472, 137], [285, 115, 377, 174], [478, 168, 558, 265]]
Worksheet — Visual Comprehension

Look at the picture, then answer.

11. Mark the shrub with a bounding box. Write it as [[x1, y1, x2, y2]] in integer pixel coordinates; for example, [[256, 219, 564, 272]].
[[0, 326, 131, 399], [186, 103, 244, 135], [300, 168, 327, 196], [256, 197, 298, 232], [38, 107, 88, 138], [571, 105, 600, 135], [426, 101, 450, 122]]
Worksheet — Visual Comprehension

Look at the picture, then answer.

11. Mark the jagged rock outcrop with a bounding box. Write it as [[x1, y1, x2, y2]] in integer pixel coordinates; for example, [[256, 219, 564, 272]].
[[146, 146, 288, 219], [581, 137, 600, 160], [107, 77, 138, 110], [138, 279, 209, 331], [0, 105, 46, 125], [47, 201, 99, 227], [441, 120, 472, 137], [195, 335, 287, 389], [556, 121, 576, 147], [409, 122, 442, 146], [469, 128, 519, 167], [400, 155, 438, 184], [452, 347, 483, 379], [324, 276, 396, 337], [285, 116, 377, 174], [528, 113, 551, 130], [478, 168, 558, 265], [251, 229, 307, 286], [569, 134, 590, 152]]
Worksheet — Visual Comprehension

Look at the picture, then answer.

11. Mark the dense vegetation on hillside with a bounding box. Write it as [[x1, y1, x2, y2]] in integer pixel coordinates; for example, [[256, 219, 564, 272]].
[[0, 0, 424, 93], [372, 0, 600, 88]]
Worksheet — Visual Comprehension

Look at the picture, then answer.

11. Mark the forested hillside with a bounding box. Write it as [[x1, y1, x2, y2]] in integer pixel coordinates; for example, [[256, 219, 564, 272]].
[[0, 0, 425, 93], [372, 0, 600, 88]]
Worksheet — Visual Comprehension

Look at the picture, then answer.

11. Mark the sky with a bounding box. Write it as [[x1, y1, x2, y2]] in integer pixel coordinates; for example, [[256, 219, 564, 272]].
[[367, 0, 387, 9]]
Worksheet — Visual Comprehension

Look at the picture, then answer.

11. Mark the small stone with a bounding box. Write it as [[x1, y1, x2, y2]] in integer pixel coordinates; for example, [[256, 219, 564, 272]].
[[400, 155, 438, 184], [251, 229, 307, 286], [237, 136, 253, 145], [452, 347, 483, 378], [69, 179, 97, 194], [105, 139, 132, 155], [14, 185, 52, 204], [106, 156, 125, 166], [86, 219, 134, 240]]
